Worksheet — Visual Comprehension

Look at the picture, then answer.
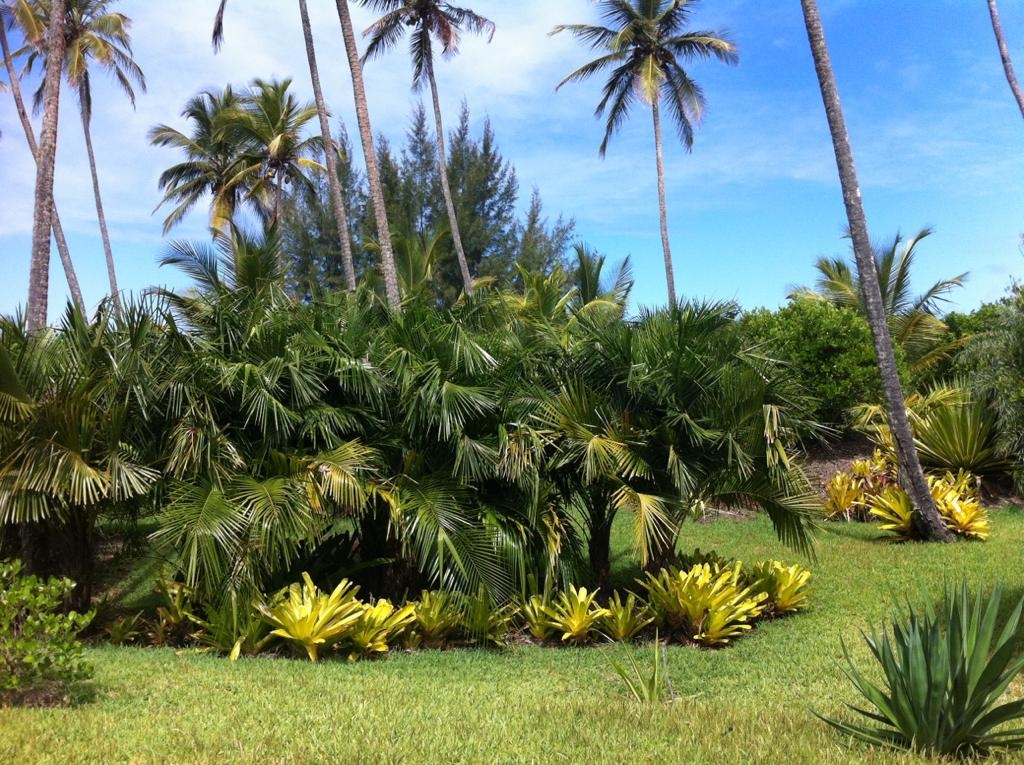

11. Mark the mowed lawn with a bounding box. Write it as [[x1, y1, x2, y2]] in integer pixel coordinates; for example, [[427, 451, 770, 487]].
[[5, 507, 1024, 765]]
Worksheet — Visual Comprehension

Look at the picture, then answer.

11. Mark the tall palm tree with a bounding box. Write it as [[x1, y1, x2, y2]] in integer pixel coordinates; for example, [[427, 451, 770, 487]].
[[333, 0, 401, 309], [552, 0, 737, 311], [789, 227, 967, 371], [18, 0, 146, 317], [235, 78, 324, 230], [360, 0, 495, 297], [149, 86, 251, 234], [24, 0, 64, 333], [799, 0, 951, 542], [0, 6, 84, 314], [210, 0, 358, 291], [987, 0, 1024, 119], [297, 0, 356, 291]]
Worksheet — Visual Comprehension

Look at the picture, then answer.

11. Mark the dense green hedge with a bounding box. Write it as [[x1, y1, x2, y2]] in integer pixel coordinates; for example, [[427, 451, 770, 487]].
[[739, 301, 902, 428]]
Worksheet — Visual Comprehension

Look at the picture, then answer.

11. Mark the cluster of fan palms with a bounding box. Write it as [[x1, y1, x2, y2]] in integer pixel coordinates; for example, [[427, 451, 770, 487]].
[[0, 233, 819, 613]]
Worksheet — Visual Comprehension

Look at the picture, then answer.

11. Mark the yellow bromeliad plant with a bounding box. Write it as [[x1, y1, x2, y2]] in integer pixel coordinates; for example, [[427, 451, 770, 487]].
[[599, 590, 653, 642], [823, 472, 865, 520], [345, 599, 416, 661], [258, 573, 363, 662], [869, 471, 990, 541], [868, 487, 916, 539], [928, 472, 990, 540], [543, 585, 609, 644], [747, 561, 813, 616], [639, 563, 766, 647]]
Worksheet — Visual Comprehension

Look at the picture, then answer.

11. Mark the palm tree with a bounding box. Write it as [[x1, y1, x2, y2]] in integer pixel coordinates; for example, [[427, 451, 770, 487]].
[[552, 0, 737, 311], [22, 0, 64, 332], [987, 0, 1024, 119], [235, 78, 324, 230], [360, 0, 495, 298], [210, 0, 358, 290], [17, 0, 146, 317], [297, 0, 356, 292], [151, 87, 264, 235], [0, 6, 84, 314], [333, 0, 401, 309], [799, 0, 951, 542], [789, 227, 966, 372]]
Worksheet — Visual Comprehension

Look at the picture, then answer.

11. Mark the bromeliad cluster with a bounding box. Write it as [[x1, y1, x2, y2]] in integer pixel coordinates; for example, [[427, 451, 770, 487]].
[[823, 451, 990, 541], [107, 551, 812, 662]]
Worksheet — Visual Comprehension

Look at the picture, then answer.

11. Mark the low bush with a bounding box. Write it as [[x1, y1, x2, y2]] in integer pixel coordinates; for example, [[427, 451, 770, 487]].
[[0, 560, 93, 704]]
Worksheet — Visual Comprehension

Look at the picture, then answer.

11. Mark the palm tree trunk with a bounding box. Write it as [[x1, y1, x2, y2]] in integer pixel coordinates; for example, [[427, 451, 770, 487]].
[[79, 79, 123, 316], [987, 0, 1024, 119], [333, 0, 401, 309], [0, 20, 85, 315], [651, 99, 677, 311], [800, 0, 951, 542], [298, 0, 357, 292], [424, 49, 473, 296], [27, 0, 67, 333]]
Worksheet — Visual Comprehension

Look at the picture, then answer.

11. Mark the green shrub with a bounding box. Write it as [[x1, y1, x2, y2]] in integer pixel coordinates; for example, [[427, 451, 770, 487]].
[[459, 586, 515, 648], [739, 301, 896, 428], [0, 560, 94, 701], [610, 632, 673, 705], [819, 581, 1024, 757], [190, 594, 272, 660]]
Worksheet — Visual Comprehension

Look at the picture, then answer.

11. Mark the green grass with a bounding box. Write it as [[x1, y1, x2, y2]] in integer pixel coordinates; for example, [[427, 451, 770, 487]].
[[5, 508, 1024, 764]]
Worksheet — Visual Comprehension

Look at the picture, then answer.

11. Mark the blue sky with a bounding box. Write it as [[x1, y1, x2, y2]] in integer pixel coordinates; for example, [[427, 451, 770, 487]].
[[1, 0, 1022, 320]]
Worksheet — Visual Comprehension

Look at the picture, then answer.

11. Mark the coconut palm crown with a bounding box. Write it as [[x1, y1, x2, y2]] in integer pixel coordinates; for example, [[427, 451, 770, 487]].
[[359, 0, 495, 298], [551, 0, 737, 310]]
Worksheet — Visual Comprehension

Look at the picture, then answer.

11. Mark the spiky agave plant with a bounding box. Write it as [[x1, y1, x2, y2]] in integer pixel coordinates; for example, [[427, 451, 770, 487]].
[[819, 581, 1024, 757]]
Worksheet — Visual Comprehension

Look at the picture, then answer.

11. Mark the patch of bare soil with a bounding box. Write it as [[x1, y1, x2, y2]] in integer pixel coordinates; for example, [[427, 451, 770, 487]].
[[799, 433, 875, 499]]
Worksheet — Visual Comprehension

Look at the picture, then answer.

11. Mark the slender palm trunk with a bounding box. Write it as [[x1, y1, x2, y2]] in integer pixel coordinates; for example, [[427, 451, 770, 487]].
[[333, 0, 400, 309], [424, 49, 473, 296], [651, 99, 677, 311], [298, 0, 356, 291], [27, 0, 67, 333], [79, 79, 122, 316], [1, 21, 85, 315], [800, 0, 951, 542], [987, 0, 1024, 119]]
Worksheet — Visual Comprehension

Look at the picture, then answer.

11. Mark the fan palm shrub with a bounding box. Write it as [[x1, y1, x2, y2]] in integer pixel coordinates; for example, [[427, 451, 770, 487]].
[[149, 229, 381, 605], [0, 301, 164, 610], [540, 301, 821, 586]]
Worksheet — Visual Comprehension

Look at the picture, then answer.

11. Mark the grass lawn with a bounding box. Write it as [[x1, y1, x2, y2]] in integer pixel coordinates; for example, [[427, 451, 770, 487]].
[[5, 507, 1024, 764]]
